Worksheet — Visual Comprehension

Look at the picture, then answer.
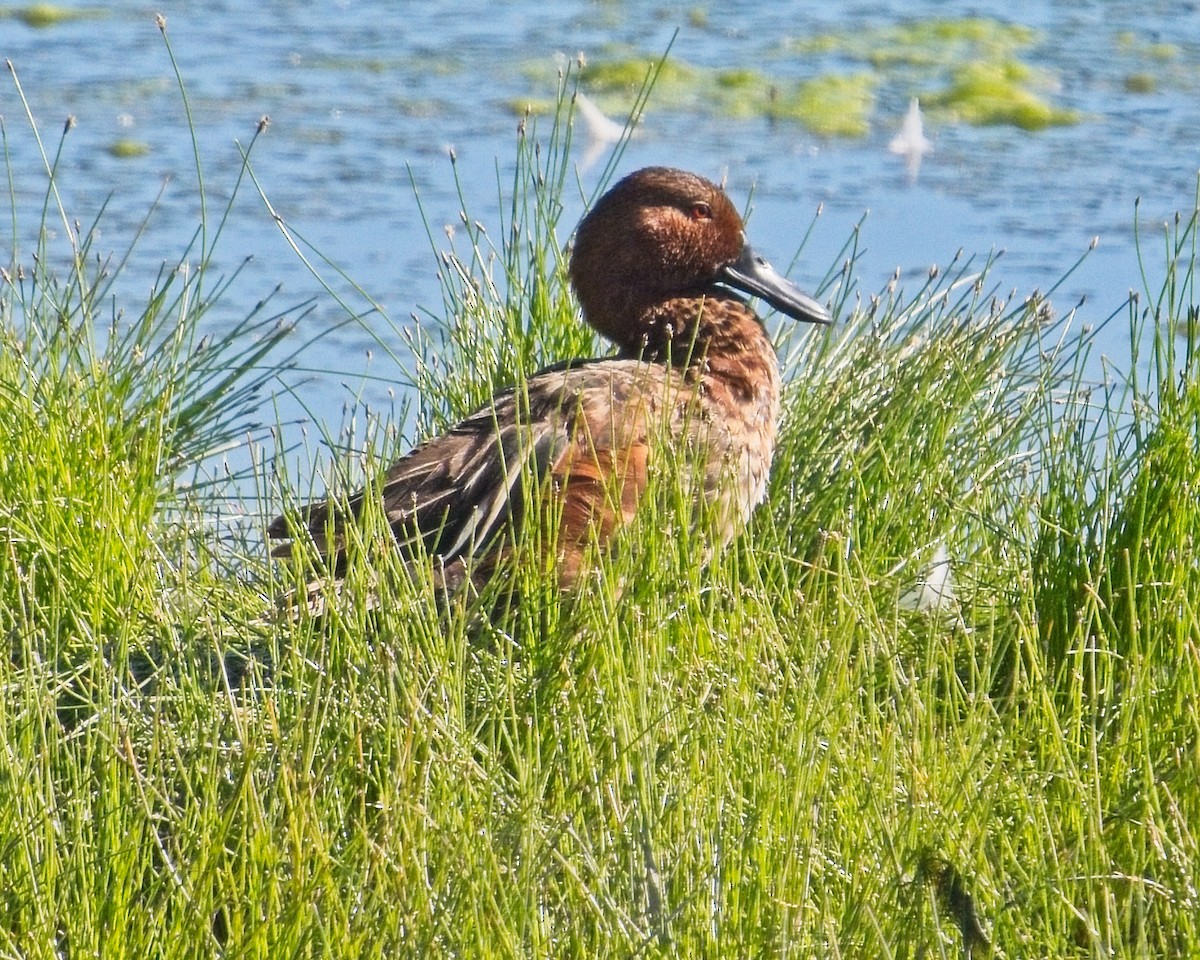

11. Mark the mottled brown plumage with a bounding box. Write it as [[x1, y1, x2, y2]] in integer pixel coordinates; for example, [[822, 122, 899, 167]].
[[268, 167, 829, 601]]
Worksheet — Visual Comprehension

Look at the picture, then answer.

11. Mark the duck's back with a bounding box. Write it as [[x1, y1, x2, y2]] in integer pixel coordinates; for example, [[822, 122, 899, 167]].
[[270, 357, 688, 583]]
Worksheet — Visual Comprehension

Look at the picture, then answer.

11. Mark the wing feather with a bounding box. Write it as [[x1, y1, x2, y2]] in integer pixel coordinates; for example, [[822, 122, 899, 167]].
[[268, 358, 685, 582]]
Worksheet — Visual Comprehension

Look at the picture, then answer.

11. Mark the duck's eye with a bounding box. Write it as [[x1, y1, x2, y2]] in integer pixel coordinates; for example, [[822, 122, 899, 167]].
[[689, 201, 713, 221]]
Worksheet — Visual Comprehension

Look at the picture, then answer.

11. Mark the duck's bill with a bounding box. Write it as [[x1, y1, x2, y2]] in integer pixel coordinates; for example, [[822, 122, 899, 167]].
[[717, 241, 831, 325]]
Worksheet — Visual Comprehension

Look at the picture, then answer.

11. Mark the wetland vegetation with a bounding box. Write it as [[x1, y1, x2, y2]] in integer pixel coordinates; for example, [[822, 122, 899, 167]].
[[1, 45, 1198, 958]]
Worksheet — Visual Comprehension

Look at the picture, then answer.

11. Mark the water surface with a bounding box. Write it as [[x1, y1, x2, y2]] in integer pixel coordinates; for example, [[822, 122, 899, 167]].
[[6, 1, 1200, 478]]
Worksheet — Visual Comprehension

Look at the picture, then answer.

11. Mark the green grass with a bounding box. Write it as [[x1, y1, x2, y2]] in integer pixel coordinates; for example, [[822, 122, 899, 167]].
[[3, 50, 1200, 959]]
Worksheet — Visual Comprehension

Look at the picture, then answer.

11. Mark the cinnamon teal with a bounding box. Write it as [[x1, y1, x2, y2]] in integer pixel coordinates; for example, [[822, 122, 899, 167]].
[[269, 167, 830, 599]]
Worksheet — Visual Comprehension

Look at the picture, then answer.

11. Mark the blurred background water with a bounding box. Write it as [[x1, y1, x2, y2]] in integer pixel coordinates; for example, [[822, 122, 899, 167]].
[[5, 0, 1200, 487]]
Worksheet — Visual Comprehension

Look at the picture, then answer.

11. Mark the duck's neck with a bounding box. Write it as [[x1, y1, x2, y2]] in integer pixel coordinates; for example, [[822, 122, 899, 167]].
[[617, 293, 780, 400]]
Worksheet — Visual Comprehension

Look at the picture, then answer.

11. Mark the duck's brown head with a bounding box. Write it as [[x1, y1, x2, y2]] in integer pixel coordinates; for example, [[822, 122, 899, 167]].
[[569, 167, 829, 356]]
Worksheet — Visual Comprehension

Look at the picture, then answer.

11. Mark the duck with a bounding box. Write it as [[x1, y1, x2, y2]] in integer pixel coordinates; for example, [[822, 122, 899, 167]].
[[268, 167, 830, 602]]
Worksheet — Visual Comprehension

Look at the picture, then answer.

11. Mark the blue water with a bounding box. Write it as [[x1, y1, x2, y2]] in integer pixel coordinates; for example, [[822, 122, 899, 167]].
[[6, 1, 1200, 481]]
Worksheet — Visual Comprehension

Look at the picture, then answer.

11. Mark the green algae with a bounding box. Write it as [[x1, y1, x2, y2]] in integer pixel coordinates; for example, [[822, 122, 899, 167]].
[[106, 139, 149, 159], [581, 57, 699, 95], [916, 17, 1035, 45], [390, 96, 454, 118], [570, 55, 874, 137], [769, 73, 877, 137], [792, 17, 1038, 69], [1112, 30, 1193, 95], [1115, 31, 1178, 61], [1124, 73, 1156, 94], [507, 97, 556, 117], [715, 68, 760, 91], [1145, 42, 1179, 60], [924, 61, 1079, 130], [520, 15, 1083, 139], [307, 53, 462, 77], [785, 15, 1077, 132], [3, 3, 104, 27]]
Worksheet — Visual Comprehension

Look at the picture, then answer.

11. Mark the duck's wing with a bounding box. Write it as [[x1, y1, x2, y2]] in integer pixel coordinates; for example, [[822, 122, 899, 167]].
[[267, 359, 674, 575], [267, 379, 571, 567]]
